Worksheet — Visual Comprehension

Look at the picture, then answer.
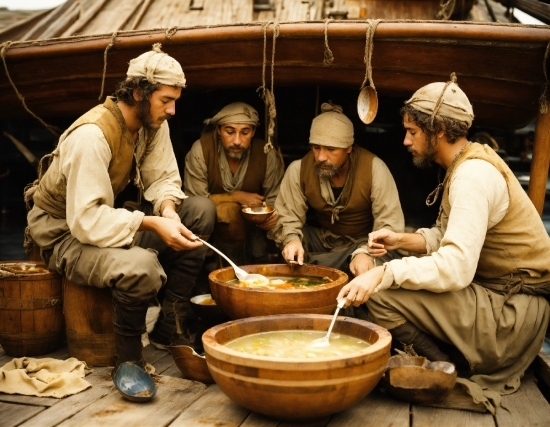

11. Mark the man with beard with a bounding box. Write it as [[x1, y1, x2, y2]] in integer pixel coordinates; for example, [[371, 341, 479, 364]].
[[184, 102, 284, 266], [24, 44, 216, 382], [270, 102, 404, 278], [337, 75, 550, 413]]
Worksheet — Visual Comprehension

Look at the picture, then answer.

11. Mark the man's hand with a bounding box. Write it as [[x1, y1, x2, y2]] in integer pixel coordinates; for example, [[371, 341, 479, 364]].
[[256, 209, 278, 231], [231, 191, 265, 207], [282, 240, 305, 265], [337, 265, 386, 307], [367, 229, 400, 257], [160, 200, 181, 223], [349, 253, 375, 276], [140, 216, 202, 251]]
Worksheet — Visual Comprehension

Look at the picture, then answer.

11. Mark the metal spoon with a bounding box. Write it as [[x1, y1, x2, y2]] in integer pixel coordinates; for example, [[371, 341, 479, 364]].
[[195, 237, 270, 287], [309, 298, 347, 348]]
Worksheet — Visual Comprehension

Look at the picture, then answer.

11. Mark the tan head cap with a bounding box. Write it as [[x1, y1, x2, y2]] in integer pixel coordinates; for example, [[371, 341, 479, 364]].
[[309, 102, 354, 148], [207, 102, 260, 126], [126, 43, 186, 87], [405, 73, 474, 128]]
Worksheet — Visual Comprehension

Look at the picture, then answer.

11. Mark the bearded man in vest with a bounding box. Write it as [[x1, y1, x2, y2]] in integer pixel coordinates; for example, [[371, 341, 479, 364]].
[[24, 44, 216, 380], [270, 102, 404, 280], [338, 75, 550, 414], [184, 102, 284, 266]]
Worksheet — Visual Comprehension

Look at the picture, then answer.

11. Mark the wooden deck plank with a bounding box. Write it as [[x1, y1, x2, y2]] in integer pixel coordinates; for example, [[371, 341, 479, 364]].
[[495, 370, 550, 427], [54, 375, 207, 427], [328, 387, 410, 427], [411, 406, 494, 427], [168, 385, 251, 427], [16, 367, 115, 427], [0, 401, 44, 427]]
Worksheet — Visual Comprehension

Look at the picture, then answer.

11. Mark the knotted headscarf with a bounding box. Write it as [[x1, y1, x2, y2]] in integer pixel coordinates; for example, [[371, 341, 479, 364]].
[[205, 102, 260, 126], [405, 73, 474, 128], [309, 102, 354, 148], [126, 43, 186, 87]]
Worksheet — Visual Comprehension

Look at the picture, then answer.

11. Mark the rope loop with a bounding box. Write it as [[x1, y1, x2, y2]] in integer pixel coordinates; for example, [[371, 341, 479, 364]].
[[165, 27, 178, 39], [323, 19, 334, 66], [360, 19, 381, 91], [539, 40, 550, 114], [98, 31, 118, 101]]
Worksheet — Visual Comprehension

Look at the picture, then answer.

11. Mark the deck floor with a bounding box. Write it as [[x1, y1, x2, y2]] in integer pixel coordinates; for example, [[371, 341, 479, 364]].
[[1, 342, 549, 427]]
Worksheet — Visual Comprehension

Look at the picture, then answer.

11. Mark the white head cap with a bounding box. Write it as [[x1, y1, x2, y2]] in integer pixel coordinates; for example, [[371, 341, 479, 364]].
[[207, 102, 260, 126], [126, 43, 186, 88], [309, 102, 354, 148]]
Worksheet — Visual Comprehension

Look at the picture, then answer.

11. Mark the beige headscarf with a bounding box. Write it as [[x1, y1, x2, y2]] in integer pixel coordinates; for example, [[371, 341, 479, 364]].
[[309, 102, 354, 148], [206, 102, 260, 126], [405, 73, 474, 128], [126, 43, 186, 88]]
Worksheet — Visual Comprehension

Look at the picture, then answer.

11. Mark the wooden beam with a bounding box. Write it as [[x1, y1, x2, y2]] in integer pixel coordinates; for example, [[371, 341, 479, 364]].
[[528, 107, 550, 215]]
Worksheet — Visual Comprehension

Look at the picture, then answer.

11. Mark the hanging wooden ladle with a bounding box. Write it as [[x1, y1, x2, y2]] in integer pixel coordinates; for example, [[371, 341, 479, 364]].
[[357, 20, 380, 125]]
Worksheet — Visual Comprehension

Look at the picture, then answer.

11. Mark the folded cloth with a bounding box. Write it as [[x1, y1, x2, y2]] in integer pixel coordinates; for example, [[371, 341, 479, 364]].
[[0, 357, 92, 398]]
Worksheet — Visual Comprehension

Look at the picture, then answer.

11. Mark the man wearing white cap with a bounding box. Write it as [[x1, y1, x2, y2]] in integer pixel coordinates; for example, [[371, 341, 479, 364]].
[[338, 74, 550, 413], [25, 44, 216, 380], [270, 102, 404, 278], [184, 102, 284, 266]]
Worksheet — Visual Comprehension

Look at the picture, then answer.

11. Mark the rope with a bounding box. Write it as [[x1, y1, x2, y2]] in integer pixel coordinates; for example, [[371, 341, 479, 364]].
[[165, 27, 178, 39], [360, 19, 380, 91], [323, 19, 334, 66], [437, 0, 456, 20], [430, 71, 457, 125], [539, 40, 550, 114], [0, 41, 61, 137], [98, 31, 118, 101]]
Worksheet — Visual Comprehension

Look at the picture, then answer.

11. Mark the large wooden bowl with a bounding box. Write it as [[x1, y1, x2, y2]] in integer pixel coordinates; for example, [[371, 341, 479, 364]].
[[202, 314, 391, 420], [208, 264, 348, 319]]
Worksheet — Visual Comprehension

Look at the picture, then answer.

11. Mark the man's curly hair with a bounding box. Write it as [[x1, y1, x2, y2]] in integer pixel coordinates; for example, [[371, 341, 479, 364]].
[[400, 104, 469, 145], [114, 77, 160, 105]]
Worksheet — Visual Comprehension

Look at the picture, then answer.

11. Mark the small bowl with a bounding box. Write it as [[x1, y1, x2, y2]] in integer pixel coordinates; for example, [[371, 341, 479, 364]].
[[382, 355, 457, 404], [190, 294, 229, 325], [113, 362, 157, 402], [241, 205, 275, 224], [169, 344, 215, 383]]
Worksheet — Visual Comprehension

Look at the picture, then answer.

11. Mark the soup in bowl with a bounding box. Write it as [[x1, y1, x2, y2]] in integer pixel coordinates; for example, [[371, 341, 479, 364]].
[[202, 314, 391, 420], [208, 264, 348, 319]]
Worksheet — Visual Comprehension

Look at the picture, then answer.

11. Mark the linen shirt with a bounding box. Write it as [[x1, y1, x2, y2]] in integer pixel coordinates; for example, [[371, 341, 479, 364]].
[[379, 159, 509, 293], [59, 121, 186, 248]]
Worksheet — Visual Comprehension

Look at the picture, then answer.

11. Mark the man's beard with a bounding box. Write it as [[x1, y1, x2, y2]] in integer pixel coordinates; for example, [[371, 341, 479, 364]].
[[314, 160, 345, 178], [411, 137, 436, 169], [224, 144, 248, 160], [136, 98, 171, 132]]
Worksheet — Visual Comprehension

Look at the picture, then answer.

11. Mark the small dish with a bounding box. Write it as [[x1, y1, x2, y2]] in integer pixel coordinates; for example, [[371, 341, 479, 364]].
[[113, 362, 157, 402], [241, 205, 275, 224], [190, 294, 229, 325], [382, 355, 457, 404], [170, 344, 215, 384]]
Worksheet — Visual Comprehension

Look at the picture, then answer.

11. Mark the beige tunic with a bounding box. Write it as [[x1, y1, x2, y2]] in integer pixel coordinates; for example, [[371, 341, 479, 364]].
[[31, 121, 186, 249], [270, 156, 404, 250], [183, 139, 283, 206]]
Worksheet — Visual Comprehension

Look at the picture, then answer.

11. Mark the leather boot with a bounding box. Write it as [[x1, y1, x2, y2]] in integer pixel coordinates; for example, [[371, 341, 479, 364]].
[[112, 298, 148, 377], [149, 271, 197, 349], [389, 322, 452, 362]]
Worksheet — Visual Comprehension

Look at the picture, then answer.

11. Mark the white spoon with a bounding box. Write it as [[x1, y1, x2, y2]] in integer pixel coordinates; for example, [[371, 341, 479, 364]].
[[195, 237, 270, 287], [309, 298, 347, 348]]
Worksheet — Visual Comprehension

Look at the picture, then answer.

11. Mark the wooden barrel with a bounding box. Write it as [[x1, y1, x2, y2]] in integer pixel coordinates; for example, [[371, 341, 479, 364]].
[[63, 278, 115, 367], [0, 261, 64, 357]]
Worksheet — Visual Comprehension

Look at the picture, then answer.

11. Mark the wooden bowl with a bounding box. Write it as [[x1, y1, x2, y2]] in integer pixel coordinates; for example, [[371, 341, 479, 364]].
[[169, 344, 215, 384], [382, 355, 457, 404], [208, 264, 348, 319], [241, 205, 275, 224], [190, 294, 229, 325], [202, 314, 392, 420]]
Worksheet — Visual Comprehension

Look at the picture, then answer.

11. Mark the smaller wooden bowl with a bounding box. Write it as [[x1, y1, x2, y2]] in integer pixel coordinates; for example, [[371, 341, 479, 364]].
[[241, 205, 275, 224], [382, 355, 457, 404], [169, 344, 215, 384]]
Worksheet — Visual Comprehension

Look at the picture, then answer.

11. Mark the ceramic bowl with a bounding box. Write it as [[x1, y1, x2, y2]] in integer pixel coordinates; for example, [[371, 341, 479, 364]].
[[202, 314, 391, 420], [190, 294, 229, 325], [382, 355, 457, 404], [208, 263, 348, 319], [241, 205, 275, 224], [113, 362, 157, 402]]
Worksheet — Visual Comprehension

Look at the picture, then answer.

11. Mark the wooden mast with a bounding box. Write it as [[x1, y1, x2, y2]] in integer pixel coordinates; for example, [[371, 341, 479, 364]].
[[528, 108, 550, 216]]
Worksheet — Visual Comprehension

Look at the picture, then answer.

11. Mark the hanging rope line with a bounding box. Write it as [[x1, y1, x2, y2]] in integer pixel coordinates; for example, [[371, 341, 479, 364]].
[[360, 19, 380, 91], [0, 42, 61, 137], [165, 27, 178, 39], [539, 40, 550, 114], [437, 0, 456, 20], [98, 30, 118, 101], [323, 19, 334, 66]]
